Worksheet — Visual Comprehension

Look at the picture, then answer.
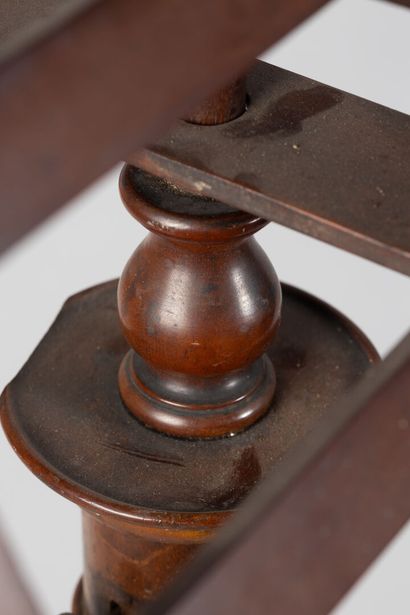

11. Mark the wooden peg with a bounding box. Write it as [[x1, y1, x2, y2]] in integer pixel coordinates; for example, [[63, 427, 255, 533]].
[[184, 77, 247, 125]]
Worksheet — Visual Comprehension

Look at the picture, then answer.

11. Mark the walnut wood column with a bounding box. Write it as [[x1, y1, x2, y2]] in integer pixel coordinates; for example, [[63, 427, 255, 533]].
[[80, 512, 210, 615]]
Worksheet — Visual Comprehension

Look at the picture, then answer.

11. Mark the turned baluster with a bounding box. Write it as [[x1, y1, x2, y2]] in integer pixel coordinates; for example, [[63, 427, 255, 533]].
[[117, 164, 281, 438]]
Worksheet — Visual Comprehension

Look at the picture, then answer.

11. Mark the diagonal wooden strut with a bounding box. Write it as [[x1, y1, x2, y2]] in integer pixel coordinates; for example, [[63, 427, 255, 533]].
[[0, 0, 330, 254], [146, 332, 410, 615]]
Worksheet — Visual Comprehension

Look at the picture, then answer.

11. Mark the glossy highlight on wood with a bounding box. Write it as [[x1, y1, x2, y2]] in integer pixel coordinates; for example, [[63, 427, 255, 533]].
[[0, 1, 407, 614], [0, 280, 377, 613], [79, 512, 205, 615], [184, 77, 247, 125], [117, 165, 282, 438]]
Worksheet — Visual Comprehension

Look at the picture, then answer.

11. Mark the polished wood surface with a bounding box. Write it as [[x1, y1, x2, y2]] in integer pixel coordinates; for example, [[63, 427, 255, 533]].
[[184, 78, 247, 125], [80, 512, 203, 615], [0, 3, 408, 614], [118, 166, 281, 438], [1, 279, 377, 613]]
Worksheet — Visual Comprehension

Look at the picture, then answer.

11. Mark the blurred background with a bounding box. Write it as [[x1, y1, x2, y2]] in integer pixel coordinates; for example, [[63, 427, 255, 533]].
[[0, 0, 409, 613]]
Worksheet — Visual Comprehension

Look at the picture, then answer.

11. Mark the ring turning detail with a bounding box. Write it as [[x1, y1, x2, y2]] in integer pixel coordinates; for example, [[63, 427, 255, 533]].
[[117, 165, 282, 438]]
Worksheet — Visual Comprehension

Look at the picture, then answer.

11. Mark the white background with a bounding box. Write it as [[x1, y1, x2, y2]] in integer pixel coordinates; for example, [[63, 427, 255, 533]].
[[0, 0, 409, 613]]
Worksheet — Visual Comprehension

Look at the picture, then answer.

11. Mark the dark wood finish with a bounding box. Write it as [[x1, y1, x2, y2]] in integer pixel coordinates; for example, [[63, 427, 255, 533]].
[[0, 0, 331, 254], [0, 3, 407, 615], [387, 0, 410, 6], [1, 280, 376, 613], [184, 77, 247, 125], [0, 527, 40, 615], [78, 511, 207, 615], [132, 61, 410, 276], [0, 0, 97, 64], [0, 280, 377, 515], [1, 1, 407, 67], [117, 166, 281, 438], [147, 333, 410, 615]]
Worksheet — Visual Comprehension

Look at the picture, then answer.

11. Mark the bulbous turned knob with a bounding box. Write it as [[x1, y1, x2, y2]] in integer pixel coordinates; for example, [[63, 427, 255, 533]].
[[118, 165, 281, 438]]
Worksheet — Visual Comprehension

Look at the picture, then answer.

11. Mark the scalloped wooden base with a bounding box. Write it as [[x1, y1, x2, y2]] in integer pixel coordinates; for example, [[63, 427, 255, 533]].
[[1, 281, 377, 614]]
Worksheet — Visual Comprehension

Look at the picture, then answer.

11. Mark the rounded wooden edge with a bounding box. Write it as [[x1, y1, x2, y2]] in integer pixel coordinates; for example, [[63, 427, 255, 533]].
[[119, 165, 267, 242], [118, 351, 276, 439], [184, 77, 247, 125], [289, 285, 379, 365], [0, 282, 379, 529], [0, 385, 229, 534]]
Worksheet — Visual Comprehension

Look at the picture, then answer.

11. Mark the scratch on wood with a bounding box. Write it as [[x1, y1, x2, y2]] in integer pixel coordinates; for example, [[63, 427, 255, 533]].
[[101, 440, 185, 467]]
